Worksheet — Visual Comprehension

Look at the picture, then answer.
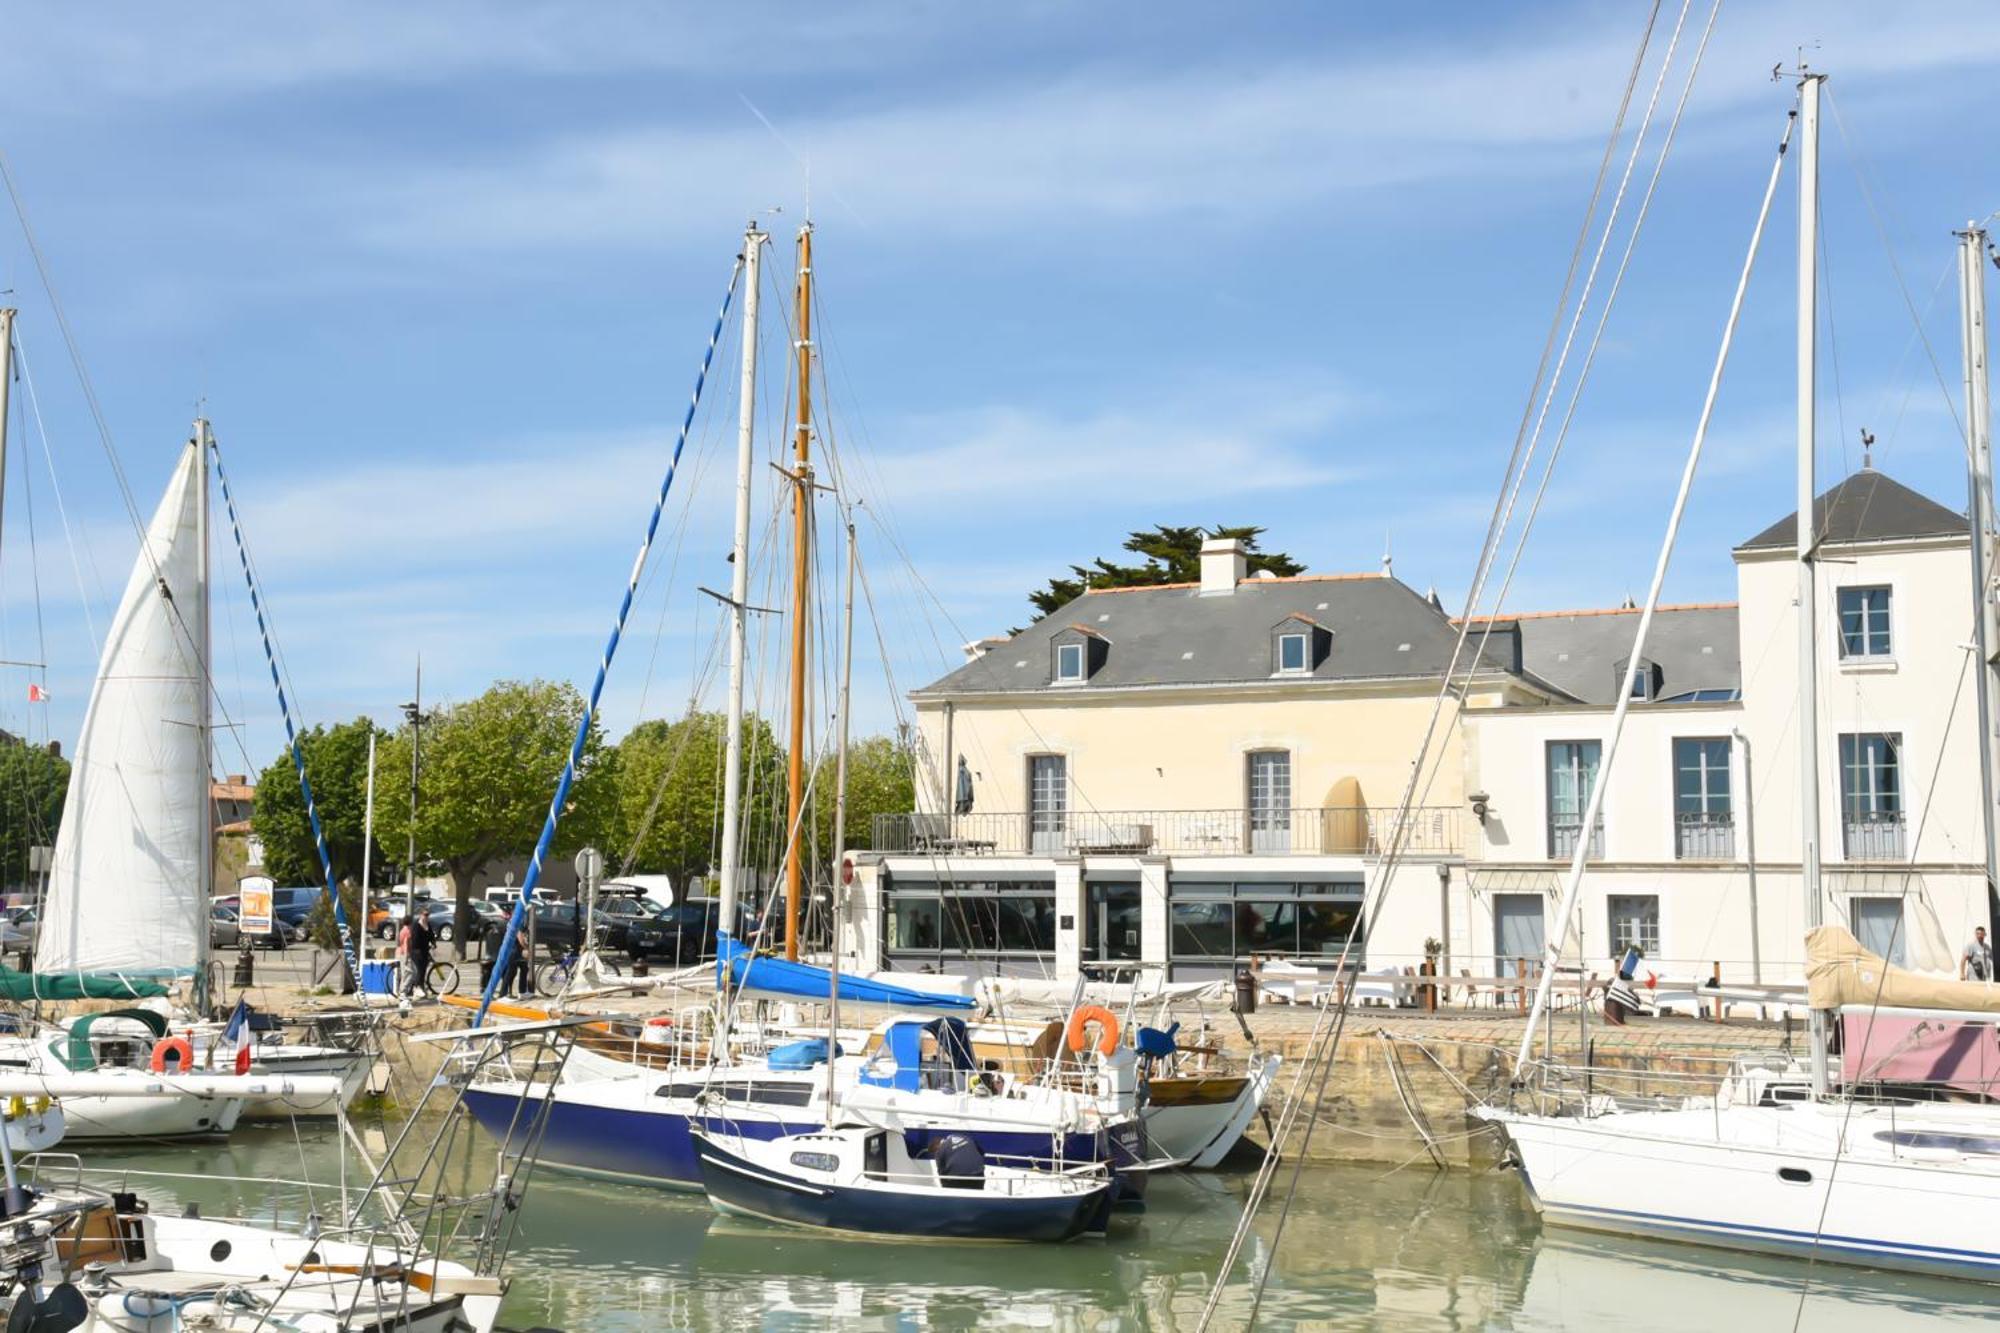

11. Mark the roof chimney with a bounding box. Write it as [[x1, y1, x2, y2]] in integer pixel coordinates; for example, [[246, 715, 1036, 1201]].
[[1199, 537, 1247, 595]]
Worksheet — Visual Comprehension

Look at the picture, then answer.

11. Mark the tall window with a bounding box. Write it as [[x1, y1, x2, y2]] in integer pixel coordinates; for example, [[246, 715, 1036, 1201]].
[[1546, 740, 1603, 859], [1028, 754, 1067, 853], [1278, 632, 1309, 674], [1850, 896, 1907, 966], [1493, 894, 1545, 977], [1607, 894, 1661, 957], [1837, 586, 1892, 659], [1247, 751, 1292, 853], [1673, 737, 1734, 858], [1840, 733, 1905, 860], [1055, 642, 1085, 682]]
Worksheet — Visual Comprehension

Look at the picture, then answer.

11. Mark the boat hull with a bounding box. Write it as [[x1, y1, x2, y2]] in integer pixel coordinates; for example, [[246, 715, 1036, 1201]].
[[1486, 1103, 2000, 1282], [1142, 1053, 1279, 1169], [463, 1082, 1127, 1198], [59, 1091, 244, 1142], [693, 1132, 1111, 1243]]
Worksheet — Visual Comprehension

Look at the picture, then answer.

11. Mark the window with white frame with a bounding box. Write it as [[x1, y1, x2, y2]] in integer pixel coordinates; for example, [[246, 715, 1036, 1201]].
[[1247, 750, 1292, 852], [1546, 740, 1604, 859], [1055, 642, 1085, 683], [1607, 894, 1660, 957], [1278, 632, 1309, 674], [1837, 586, 1892, 659]]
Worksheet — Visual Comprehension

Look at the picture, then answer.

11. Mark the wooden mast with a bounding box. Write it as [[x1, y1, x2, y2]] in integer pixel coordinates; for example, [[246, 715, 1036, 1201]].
[[784, 223, 815, 961]]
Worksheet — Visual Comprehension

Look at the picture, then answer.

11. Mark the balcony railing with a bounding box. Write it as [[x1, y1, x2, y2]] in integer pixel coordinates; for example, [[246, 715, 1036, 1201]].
[[870, 806, 1462, 858], [1675, 812, 1736, 860], [1547, 816, 1604, 861], [1843, 812, 1906, 861]]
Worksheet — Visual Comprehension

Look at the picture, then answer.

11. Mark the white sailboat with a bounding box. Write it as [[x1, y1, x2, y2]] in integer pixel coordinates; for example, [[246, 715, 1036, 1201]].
[[1481, 72, 2000, 1283], [5, 421, 366, 1136]]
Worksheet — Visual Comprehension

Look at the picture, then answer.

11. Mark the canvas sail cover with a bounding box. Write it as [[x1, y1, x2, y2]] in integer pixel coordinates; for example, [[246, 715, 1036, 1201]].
[[1805, 923, 2000, 1013], [37, 444, 206, 978]]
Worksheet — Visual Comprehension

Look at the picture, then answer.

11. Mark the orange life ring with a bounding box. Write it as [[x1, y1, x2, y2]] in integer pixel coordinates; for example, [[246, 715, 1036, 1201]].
[[1064, 1005, 1120, 1056], [149, 1035, 195, 1074]]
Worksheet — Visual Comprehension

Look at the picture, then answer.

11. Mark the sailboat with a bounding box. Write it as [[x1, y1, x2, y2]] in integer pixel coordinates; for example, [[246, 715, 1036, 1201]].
[[3, 417, 367, 1137], [1480, 72, 2000, 1283]]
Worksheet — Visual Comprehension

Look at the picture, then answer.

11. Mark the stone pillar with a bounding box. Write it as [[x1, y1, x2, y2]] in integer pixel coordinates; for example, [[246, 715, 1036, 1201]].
[[848, 859, 884, 973], [1140, 860, 1171, 974], [1053, 862, 1084, 982]]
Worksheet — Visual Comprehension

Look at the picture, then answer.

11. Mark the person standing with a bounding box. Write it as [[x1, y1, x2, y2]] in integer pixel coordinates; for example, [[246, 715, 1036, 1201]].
[[503, 920, 533, 998], [404, 911, 436, 998], [1963, 925, 1993, 982]]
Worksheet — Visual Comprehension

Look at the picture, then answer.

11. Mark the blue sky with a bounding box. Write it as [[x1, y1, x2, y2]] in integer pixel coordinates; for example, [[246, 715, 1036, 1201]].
[[0, 2, 1996, 777]]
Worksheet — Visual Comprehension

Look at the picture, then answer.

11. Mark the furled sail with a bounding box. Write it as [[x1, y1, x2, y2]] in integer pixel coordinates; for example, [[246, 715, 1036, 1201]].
[[37, 444, 207, 978], [1805, 924, 2000, 1013]]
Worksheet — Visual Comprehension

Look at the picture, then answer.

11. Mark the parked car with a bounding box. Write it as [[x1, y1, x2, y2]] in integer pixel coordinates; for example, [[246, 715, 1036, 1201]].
[[377, 889, 437, 938], [645, 900, 721, 964], [209, 903, 296, 950], [269, 886, 322, 933], [421, 898, 498, 947]]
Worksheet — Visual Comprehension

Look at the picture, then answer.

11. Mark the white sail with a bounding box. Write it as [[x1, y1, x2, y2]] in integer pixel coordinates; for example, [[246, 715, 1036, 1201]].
[[38, 443, 207, 977]]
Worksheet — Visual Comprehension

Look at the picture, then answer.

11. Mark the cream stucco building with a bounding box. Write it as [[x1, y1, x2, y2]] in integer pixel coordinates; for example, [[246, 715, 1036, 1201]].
[[843, 468, 1994, 992]]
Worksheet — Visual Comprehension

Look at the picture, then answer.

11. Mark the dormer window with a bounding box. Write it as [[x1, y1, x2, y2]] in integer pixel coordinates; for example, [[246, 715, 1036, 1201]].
[[1270, 615, 1331, 676], [1617, 656, 1660, 703], [1049, 625, 1108, 685], [1278, 632, 1309, 674], [1628, 669, 1651, 701]]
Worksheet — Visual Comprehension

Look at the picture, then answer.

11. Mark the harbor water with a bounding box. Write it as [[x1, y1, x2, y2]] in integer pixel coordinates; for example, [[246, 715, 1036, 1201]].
[[66, 1122, 1994, 1330]]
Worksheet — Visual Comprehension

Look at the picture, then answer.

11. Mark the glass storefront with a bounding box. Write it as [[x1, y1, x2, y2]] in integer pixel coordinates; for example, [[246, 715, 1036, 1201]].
[[1084, 879, 1142, 963], [883, 875, 1057, 976], [1168, 877, 1364, 980]]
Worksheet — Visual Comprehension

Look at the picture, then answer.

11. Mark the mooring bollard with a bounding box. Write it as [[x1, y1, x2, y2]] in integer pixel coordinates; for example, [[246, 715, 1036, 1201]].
[[1712, 960, 1723, 1023]]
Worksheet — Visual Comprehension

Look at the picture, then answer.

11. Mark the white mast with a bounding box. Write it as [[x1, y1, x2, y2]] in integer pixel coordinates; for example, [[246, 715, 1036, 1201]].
[[361, 731, 378, 968], [1961, 224, 2000, 909], [831, 517, 857, 915], [193, 418, 216, 1013], [0, 309, 13, 566], [720, 222, 766, 954], [1795, 73, 1829, 1097]]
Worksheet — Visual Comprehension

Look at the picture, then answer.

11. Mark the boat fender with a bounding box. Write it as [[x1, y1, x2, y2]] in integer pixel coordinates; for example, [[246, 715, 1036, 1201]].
[[1065, 1005, 1121, 1057], [148, 1035, 195, 1074]]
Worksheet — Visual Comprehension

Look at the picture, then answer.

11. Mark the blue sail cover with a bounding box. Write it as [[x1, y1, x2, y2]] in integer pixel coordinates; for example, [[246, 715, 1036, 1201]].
[[716, 934, 973, 1011]]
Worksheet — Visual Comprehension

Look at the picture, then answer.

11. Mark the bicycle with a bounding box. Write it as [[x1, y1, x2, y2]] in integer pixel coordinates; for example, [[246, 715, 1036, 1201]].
[[536, 949, 622, 997], [400, 959, 459, 997]]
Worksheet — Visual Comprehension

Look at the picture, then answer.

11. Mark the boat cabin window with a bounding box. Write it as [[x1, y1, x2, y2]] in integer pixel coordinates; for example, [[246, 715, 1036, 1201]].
[[788, 1151, 839, 1173]]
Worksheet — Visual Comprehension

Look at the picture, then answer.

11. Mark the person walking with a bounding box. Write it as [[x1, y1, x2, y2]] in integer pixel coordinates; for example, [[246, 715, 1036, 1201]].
[[1963, 925, 1993, 982], [503, 920, 533, 998], [404, 911, 436, 998]]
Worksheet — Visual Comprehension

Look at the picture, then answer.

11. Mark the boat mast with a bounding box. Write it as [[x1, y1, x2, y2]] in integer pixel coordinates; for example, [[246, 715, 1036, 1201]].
[[1958, 223, 2000, 923], [1795, 72, 1829, 1098], [831, 516, 857, 913], [194, 418, 215, 1015], [720, 221, 766, 965], [0, 309, 12, 570], [783, 223, 815, 962]]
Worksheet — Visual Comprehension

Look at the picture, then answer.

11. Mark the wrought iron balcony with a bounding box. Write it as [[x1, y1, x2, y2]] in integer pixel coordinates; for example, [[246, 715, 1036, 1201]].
[[868, 806, 1463, 858], [1843, 812, 1906, 861], [1675, 812, 1736, 860], [1547, 816, 1604, 860]]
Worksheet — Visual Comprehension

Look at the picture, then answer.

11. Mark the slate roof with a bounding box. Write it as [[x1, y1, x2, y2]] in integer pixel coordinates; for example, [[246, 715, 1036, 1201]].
[[914, 574, 1522, 697], [1464, 603, 1742, 706], [1737, 468, 1966, 553]]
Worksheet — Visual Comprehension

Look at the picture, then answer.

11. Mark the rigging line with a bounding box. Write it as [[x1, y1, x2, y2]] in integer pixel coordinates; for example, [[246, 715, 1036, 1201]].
[[1510, 42, 1777, 1063], [10, 338, 100, 655], [208, 436, 360, 986], [0, 149, 148, 538], [1817, 188, 1851, 476], [1881, 258, 1956, 455], [616, 622, 727, 877], [1822, 86, 1965, 444], [476, 254, 743, 1027], [1201, 6, 1715, 1323]]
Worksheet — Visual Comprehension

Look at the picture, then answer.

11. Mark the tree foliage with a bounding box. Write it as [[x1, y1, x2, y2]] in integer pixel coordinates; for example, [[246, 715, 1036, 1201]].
[[1027, 524, 1304, 620], [371, 679, 615, 935], [0, 741, 67, 887], [814, 734, 916, 856], [250, 717, 387, 888], [607, 710, 785, 888]]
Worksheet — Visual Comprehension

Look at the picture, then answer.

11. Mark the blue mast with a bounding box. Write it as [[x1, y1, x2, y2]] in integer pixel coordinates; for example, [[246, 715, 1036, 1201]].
[[475, 257, 743, 1025]]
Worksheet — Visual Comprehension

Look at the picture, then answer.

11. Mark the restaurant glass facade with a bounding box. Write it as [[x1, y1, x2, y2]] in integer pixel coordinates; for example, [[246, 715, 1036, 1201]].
[[882, 874, 1058, 976], [1167, 876, 1366, 981]]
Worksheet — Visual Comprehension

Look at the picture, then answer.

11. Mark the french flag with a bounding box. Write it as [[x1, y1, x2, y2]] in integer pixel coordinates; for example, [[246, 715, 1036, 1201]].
[[222, 999, 254, 1076]]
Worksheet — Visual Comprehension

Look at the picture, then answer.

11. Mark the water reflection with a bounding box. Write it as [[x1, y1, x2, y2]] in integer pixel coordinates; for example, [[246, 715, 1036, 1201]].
[[53, 1125, 2000, 1330]]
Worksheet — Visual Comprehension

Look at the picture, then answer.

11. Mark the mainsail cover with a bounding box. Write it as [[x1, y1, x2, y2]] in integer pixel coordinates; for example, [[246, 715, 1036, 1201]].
[[1805, 923, 2000, 1013], [37, 444, 206, 978]]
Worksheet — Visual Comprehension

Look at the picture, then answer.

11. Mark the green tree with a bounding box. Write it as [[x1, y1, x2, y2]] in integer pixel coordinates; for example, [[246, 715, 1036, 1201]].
[[814, 734, 915, 857], [0, 741, 67, 887], [609, 711, 785, 889], [372, 679, 616, 941], [1027, 524, 1304, 619], [250, 718, 388, 888]]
